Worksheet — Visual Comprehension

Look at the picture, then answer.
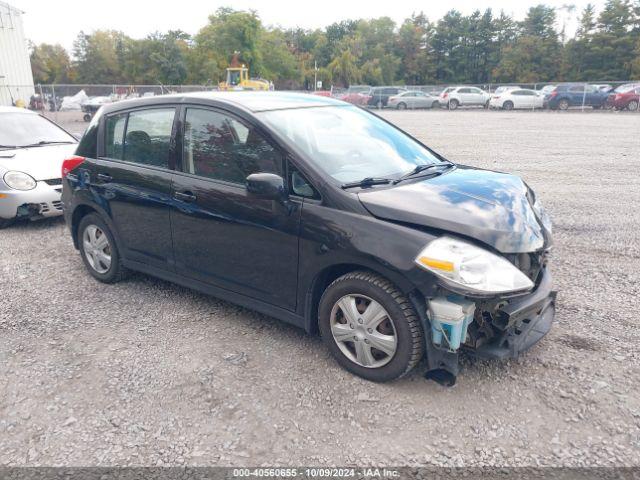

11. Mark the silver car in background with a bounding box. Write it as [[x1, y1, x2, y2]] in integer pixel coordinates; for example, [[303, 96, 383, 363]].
[[387, 90, 440, 110], [0, 107, 77, 228]]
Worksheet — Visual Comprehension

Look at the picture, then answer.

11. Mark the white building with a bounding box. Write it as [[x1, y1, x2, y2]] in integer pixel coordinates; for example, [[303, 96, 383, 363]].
[[0, 1, 34, 106]]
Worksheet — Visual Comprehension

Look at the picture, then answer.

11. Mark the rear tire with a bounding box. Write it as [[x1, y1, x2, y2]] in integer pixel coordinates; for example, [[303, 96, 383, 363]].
[[397, 102, 407, 110], [431, 101, 439, 109], [78, 213, 128, 284], [448, 99, 459, 110], [628, 100, 639, 111], [318, 271, 424, 382], [558, 99, 570, 111], [503, 100, 514, 111]]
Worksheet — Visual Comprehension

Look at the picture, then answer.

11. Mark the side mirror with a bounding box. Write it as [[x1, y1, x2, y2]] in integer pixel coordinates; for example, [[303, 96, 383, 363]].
[[246, 173, 286, 201]]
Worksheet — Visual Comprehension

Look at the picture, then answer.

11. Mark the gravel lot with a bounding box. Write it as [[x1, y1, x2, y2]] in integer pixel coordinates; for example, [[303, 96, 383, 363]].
[[1, 109, 639, 468]]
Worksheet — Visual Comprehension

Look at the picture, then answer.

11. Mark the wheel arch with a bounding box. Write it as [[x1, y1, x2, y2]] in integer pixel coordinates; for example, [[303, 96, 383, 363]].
[[70, 201, 120, 250], [303, 262, 418, 335]]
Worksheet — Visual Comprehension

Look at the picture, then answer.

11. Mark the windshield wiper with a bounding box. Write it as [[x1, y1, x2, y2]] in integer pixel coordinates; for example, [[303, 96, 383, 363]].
[[341, 177, 393, 189], [18, 140, 75, 148], [0, 145, 18, 150], [393, 162, 453, 184]]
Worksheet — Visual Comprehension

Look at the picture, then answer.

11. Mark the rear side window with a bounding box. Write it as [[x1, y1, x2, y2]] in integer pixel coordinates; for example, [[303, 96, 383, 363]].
[[104, 108, 175, 169], [123, 109, 175, 168], [183, 108, 282, 185]]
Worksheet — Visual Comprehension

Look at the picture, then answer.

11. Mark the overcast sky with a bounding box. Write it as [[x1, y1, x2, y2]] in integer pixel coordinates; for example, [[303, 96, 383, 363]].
[[15, 0, 604, 51]]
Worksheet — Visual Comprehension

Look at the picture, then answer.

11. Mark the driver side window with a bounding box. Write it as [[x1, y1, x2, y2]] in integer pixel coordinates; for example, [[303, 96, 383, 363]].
[[183, 108, 282, 184]]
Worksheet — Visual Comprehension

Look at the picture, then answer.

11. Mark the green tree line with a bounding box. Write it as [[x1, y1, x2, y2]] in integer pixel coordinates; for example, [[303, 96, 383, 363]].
[[30, 1, 640, 89]]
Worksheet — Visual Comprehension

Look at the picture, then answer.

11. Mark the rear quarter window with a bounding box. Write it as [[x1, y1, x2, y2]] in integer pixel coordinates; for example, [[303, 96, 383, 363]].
[[76, 122, 98, 158]]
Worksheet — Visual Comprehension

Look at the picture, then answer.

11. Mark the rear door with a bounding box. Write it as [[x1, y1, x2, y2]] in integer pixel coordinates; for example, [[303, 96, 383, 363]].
[[568, 85, 585, 106], [458, 88, 472, 104], [469, 87, 485, 105], [512, 90, 531, 108], [96, 106, 177, 271], [170, 106, 301, 310]]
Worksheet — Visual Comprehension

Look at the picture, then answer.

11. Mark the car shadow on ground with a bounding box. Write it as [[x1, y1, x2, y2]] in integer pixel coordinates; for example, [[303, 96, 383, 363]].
[[2, 216, 65, 232]]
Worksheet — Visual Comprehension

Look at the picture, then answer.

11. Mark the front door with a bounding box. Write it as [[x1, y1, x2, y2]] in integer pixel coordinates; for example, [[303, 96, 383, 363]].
[[170, 106, 300, 310], [97, 106, 177, 270]]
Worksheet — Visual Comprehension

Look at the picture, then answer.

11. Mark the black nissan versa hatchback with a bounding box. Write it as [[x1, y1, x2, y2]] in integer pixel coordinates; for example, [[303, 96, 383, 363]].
[[62, 92, 555, 384]]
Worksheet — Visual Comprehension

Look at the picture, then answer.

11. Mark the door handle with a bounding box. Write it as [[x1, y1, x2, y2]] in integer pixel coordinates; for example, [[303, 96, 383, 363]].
[[174, 191, 197, 203], [97, 173, 112, 182]]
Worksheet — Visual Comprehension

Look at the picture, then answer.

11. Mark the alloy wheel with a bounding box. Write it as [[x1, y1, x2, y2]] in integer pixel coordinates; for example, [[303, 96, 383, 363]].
[[329, 294, 397, 368], [82, 224, 112, 274], [628, 100, 639, 111]]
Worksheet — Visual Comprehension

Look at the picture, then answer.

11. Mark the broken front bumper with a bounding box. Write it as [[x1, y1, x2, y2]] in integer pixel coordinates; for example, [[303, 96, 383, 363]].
[[0, 181, 63, 220], [471, 268, 556, 360]]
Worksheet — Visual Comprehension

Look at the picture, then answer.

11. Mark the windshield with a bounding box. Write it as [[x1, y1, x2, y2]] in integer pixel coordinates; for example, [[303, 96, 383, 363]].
[[260, 106, 443, 183], [0, 113, 75, 148]]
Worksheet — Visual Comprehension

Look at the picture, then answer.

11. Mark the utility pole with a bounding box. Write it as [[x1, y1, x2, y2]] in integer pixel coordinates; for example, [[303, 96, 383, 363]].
[[314, 61, 318, 91]]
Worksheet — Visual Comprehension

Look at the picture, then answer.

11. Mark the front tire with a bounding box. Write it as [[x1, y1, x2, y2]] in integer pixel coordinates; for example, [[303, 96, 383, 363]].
[[318, 271, 424, 382], [78, 213, 128, 283], [448, 99, 459, 110]]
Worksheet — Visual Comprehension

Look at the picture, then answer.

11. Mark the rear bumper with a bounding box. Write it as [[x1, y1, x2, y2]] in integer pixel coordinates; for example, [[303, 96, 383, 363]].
[[471, 268, 556, 360]]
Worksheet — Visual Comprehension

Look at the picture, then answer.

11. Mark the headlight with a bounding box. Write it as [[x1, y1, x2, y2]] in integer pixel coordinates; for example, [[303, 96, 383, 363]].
[[3, 171, 37, 191], [533, 197, 552, 233], [415, 237, 534, 295]]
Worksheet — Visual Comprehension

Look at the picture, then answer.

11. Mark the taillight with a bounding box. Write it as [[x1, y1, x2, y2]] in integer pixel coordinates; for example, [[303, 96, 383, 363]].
[[549, 91, 558, 98], [62, 156, 85, 178], [442, 93, 448, 98]]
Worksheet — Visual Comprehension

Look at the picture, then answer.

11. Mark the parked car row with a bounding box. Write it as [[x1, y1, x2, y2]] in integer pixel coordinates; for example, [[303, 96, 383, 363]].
[[329, 82, 640, 112]]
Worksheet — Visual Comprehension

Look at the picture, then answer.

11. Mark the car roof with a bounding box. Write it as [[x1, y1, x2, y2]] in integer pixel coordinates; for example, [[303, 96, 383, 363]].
[[0, 106, 36, 114], [100, 91, 347, 115]]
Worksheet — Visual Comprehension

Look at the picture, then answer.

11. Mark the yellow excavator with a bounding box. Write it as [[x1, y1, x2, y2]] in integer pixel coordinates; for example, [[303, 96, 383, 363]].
[[218, 53, 273, 91]]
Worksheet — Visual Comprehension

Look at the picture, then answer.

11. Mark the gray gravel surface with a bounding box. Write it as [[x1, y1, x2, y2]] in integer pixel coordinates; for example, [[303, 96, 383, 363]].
[[1, 110, 639, 467]]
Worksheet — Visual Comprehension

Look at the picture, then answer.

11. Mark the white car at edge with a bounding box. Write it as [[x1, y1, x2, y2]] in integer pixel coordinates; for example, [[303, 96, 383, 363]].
[[0, 107, 77, 228]]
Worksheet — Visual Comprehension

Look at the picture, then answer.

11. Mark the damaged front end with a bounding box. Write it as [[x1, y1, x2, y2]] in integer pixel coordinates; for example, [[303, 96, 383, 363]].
[[410, 241, 556, 386]]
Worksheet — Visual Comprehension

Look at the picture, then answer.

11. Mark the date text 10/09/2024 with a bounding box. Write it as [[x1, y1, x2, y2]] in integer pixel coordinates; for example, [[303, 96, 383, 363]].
[[232, 468, 401, 478]]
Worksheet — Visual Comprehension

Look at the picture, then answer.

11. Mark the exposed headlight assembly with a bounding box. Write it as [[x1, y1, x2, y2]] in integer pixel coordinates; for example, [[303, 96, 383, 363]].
[[3, 171, 37, 191], [415, 236, 534, 295]]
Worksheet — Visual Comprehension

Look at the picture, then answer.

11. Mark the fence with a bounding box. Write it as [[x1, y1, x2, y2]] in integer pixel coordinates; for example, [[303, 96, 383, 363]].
[[1, 81, 639, 116]]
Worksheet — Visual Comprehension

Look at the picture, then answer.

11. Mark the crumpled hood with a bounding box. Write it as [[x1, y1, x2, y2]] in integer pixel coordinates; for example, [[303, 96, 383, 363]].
[[0, 144, 77, 181], [358, 166, 548, 253]]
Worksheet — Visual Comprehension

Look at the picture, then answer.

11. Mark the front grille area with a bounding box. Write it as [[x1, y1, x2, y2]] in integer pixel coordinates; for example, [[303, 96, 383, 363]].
[[43, 178, 62, 186], [38, 201, 63, 215]]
